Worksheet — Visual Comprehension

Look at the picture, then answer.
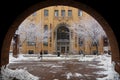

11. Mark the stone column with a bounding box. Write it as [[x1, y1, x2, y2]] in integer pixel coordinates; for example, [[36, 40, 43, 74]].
[[13, 34, 19, 58]]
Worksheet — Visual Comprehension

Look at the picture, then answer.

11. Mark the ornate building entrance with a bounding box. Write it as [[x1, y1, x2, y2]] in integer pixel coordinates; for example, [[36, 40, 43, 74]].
[[56, 26, 70, 54]]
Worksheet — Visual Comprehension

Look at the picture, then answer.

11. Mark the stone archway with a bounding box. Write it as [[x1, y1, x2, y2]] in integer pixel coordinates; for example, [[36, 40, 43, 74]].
[[1, 0, 119, 70]]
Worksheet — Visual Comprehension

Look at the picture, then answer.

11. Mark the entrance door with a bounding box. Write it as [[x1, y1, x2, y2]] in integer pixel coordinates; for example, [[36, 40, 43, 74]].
[[56, 26, 70, 54], [61, 47, 65, 54]]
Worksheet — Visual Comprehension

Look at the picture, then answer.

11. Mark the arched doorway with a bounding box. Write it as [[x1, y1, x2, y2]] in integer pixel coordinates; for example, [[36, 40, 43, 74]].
[[1, 0, 119, 73], [56, 24, 70, 54]]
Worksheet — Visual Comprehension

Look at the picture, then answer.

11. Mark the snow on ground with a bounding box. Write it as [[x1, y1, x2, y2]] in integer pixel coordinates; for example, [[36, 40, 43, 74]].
[[74, 73, 83, 77], [9, 53, 77, 63], [66, 72, 72, 79], [8, 53, 120, 80], [94, 54, 120, 80], [51, 65, 63, 68], [9, 53, 101, 63], [1, 65, 39, 80], [53, 79, 59, 80], [63, 72, 82, 79], [78, 55, 97, 61], [9, 53, 40, 62]]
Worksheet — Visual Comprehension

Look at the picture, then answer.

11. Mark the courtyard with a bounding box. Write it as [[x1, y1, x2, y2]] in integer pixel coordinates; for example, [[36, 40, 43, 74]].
[[2, 54, 118, 80]]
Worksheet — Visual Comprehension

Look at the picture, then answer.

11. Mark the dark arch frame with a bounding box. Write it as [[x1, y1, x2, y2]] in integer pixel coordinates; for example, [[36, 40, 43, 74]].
[[1, 0, 120, 67]]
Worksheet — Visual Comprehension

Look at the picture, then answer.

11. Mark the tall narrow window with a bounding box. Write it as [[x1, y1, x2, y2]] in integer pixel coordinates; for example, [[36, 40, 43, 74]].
[[54, 10, 59, 17], [50, 24, 52, 42], [28, 50, 34, 54], [103, 36, 109, 46], [43, 25, 48, 46], [61, 10, 65, 17], [44, 25, 48, 32], [44, 9, 48, 16], [92, 39, 99, 46], [75, 36, 77, 47], [68, 10, 72, 17], [71, 30, 73, 39], [79, 38, 84, 46], [50, 37, 52, 42], [78, 10, 82, 16]]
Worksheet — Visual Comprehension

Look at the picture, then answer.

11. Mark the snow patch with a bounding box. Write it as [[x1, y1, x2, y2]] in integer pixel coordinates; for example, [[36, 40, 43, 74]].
[[1, 65, 39, 80], [88, 64, 97, 67], [94, 54, 120, 80], [53, 79, 59, 80], [64, 72, 82, 79], [66, 72, 72, 79], [51, 65, 63, 68], [74, 73, 82, 77]]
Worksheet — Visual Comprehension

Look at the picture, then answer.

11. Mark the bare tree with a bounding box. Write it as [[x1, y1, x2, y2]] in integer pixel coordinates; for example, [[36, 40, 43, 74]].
[[70, 14, 106, 54], [16, 18, 51, 54]]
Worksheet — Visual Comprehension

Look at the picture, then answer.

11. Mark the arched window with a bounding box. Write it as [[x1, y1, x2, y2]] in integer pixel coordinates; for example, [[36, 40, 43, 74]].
[[57, 26, 69, 40]]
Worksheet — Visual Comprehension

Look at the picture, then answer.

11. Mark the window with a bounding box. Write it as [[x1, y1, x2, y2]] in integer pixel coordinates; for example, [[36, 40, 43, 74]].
[[103, 36, 109, 46], [92, 39, 99, 46], [78, 10, 82, 16], [50, 24, 52, 38], [75, 36, 77, 47], [44, 9, 48, 16], [44, 50, 48, 54], [43, 41, 48, 46], [27, 42, 36, 46], [44, 25, 48, 32], [43, 25, 48, 46], [57, 26, 69, 40], [54, 10, 59, 17], [44, 25, 48, 38], [50, 37, 52, 42], [71, 30, 73, 39], [28, 50, 34, 54], [61, 10, 65, 17], [57, 47, 60, 50], [68, 10, 72, 16], [67, 47, 69, 52], [43, 36, 48, 46], [79, 38, 84, 46]]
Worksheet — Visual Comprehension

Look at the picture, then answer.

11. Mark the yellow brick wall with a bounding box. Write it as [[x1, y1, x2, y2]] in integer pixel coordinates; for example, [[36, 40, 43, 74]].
[[18, 6, 109, 54]]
